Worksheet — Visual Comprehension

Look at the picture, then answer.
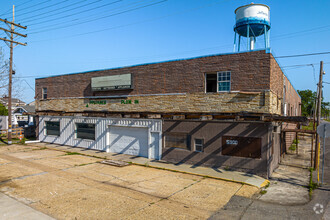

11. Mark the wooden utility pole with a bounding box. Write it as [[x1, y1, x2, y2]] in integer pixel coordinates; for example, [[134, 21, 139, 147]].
[[314, 61, 324, 168], [0, 5, 27, 144]]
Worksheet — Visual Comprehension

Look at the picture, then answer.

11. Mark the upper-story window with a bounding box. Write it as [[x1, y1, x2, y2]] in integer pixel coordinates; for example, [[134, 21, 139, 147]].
[[42, 88, 47, 99], [218, 71, 231, 92], [205, 71, 231, 93]]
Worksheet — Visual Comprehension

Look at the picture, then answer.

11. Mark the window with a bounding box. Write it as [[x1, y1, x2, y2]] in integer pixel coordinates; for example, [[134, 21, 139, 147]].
[[42, 88, 47, 99], [45, 121, 60, 136], [165, 132, 190, 150], [205, 71, 231, 92], [206, 74, 217, 92], [218, 71, 231, 92], [76, 123, 95, 140], [195, 139, 204, 152]]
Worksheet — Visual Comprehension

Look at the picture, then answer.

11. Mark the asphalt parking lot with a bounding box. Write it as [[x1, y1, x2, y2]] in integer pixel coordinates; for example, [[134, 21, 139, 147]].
[[0, 144, 258, 219]]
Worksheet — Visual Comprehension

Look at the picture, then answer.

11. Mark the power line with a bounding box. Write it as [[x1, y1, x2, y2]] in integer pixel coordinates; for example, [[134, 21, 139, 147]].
[[26, 0, 124, 26], [28, 0, 227, 41], [27, 0, 167, 35], [0, 0, 51, 17], [275, 51, 330, 58], [21, 0, 98, 23], [21, 79, 35, 91], [15, 0, 70, 18]]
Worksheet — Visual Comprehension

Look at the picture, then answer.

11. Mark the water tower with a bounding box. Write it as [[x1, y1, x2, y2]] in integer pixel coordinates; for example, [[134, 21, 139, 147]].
[[233, 3, 270, 52]]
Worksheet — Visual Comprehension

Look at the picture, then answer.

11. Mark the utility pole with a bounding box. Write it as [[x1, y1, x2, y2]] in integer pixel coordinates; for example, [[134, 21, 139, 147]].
[[0, 5, 27, 144], [315, 61, 324, 169]]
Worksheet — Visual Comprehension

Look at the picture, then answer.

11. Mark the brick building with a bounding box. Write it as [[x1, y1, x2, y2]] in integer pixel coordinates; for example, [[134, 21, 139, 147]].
[[35, 49, 302, 178]]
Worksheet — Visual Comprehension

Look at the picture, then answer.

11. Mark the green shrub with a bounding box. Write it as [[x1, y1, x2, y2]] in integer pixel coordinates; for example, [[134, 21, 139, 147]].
[[289, 144, 296, 151]]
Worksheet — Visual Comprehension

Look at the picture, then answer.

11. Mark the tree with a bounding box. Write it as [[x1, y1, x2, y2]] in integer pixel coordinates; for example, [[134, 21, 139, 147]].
[[298, 89, 330, 118], [0, 103, 8, 116], [298, 89, 316, 117], [0, 48, 23, 99]]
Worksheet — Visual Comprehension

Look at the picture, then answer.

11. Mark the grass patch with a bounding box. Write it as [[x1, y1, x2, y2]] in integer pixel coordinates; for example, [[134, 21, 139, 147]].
[[64, 152, 82, 156], [302, 122, 314, 131]]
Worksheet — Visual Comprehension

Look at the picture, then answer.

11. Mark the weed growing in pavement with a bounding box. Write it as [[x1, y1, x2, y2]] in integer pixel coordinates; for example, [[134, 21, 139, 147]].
[[265, 182, 270, 188], [308, 167, 318, 199], [289, 144, 296, 151], [63, 152, 82, 156], [32, 147, 47, 151], [75, 163, 94, 167], [260, 190, 267, 195]]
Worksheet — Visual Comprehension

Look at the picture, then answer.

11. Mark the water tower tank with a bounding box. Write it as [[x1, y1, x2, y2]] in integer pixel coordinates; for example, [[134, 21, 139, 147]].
[[233, 3, 270, 51]]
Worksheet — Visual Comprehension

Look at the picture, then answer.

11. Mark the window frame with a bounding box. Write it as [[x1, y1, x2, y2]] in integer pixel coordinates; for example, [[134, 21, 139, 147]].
[[75, 123, 96, 141], [45, 121, 60, 137], [42, 87, 47, 99], [164, 132, 190, 151], [194, 138, 204, 152], [205, 71, 231, 93]]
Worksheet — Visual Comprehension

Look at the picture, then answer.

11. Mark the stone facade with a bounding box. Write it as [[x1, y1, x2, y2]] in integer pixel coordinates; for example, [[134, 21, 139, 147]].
[[36, 91, 282, 115]]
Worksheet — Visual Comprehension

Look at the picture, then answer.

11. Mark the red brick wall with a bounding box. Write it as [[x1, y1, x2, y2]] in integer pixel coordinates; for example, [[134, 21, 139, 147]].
[[282, 122, 298, 151], [284, 76, 301, 116], [270, 54, 284, 98], [35, 50, 272, 99]]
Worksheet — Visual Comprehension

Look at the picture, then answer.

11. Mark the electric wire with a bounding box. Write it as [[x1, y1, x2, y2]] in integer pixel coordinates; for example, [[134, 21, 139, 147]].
[[14, 0, 70, 18], [20, 0, 98, 23], [0, 0, 51, 17], [27, 0, 167, 35], [275, 51, 330, 58], [25, 0, 125, 26], [27, 0, 228, 41]]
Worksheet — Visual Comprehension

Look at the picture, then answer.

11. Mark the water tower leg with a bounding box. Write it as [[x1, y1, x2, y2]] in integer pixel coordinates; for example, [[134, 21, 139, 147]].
[[250, 37, 255, 50], [267, 29, 270, 48], [264, 25, 267, 48], [238, 35, 241, 52], [233, 32, 237, 52], [247, 24, 250, 50]]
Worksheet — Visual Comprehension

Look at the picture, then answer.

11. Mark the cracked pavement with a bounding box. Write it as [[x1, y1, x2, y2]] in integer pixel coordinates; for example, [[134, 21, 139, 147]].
[[0, 144, 259, 219]]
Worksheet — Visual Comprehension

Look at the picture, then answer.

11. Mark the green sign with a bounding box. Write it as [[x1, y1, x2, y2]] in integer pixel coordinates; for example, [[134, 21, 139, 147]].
[[121, 99, 139, 104], [89, 100, 106, 105]]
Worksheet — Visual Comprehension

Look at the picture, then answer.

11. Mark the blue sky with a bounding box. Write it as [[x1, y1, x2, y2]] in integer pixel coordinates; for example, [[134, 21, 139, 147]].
[[0, 0, 329, 104]]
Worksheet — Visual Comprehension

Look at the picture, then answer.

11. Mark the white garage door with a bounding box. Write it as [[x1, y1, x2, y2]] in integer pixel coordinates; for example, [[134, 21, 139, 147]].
[[108, 126, 149, 158]]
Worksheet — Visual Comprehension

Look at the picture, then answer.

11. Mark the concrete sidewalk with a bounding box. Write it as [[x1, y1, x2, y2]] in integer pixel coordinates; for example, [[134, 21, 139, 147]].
[[28, 142, 268, 188], [0, 192, 54, 220], [209, 133, 330, 220]]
